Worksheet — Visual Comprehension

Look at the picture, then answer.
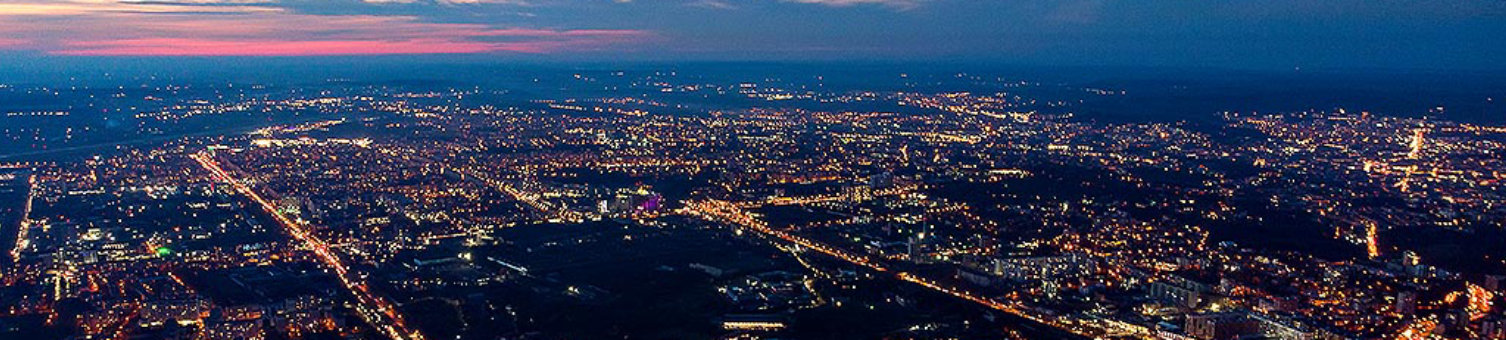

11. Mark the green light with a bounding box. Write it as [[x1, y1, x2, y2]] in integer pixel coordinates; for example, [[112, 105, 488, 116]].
[[156, 247, 172, 256]]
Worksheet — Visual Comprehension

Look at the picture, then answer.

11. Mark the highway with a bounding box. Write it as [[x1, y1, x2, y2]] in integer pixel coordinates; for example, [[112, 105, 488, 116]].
[[681, 199, 885, 271], [375, 146, 586, 224], [5, 172, 36, 268], [192, 151, 425, 340], [680, 198, 1112, 338]]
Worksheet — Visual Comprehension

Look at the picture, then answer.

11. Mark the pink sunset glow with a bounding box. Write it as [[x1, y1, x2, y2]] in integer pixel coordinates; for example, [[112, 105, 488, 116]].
[[0, 1, 651, 56], [57, 38, 501, 56]]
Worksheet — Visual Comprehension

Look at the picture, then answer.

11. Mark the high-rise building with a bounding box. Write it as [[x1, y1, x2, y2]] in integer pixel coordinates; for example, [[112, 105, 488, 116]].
[[1402, 251, 1422, 267], [1396, 290, 1418, 316], [1482, 317, 1506, 340], [992, 252, 1096, 281], [1186, 313, 1257, 340], [1485, 275, 1504, 292], [1150, 281, 1203, 309]]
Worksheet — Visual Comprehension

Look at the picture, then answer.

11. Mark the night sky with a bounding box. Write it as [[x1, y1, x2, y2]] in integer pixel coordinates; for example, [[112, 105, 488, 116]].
[[0, 0, 1503, 70]]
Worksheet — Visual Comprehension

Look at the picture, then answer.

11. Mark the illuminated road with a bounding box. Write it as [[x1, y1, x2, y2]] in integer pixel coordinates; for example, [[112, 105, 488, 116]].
[[457, 169, 586, 223], [681, 198, 1116, 338], [751, 184, 917, 208], [7, 173, 36, 266], [376, 147, 586, 223], [681, 199, 885, 271], [192, 151, 424, 340]]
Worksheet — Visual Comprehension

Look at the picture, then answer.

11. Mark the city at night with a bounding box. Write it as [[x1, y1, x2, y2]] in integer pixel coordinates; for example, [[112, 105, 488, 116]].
[[1, 1, 1504, 339]]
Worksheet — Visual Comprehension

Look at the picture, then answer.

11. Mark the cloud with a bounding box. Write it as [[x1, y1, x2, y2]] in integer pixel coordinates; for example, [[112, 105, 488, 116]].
[[118, 0, 276, 4], [361, 0, 533, 5], [51, 27, 647, 56], [0, 1, 279, 15], [440, 0, 532, 4], [55, 38, 497, 56], [0, 0, 649, 56], [781, 0, 923, 10], [687, 0, 736, 10]]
